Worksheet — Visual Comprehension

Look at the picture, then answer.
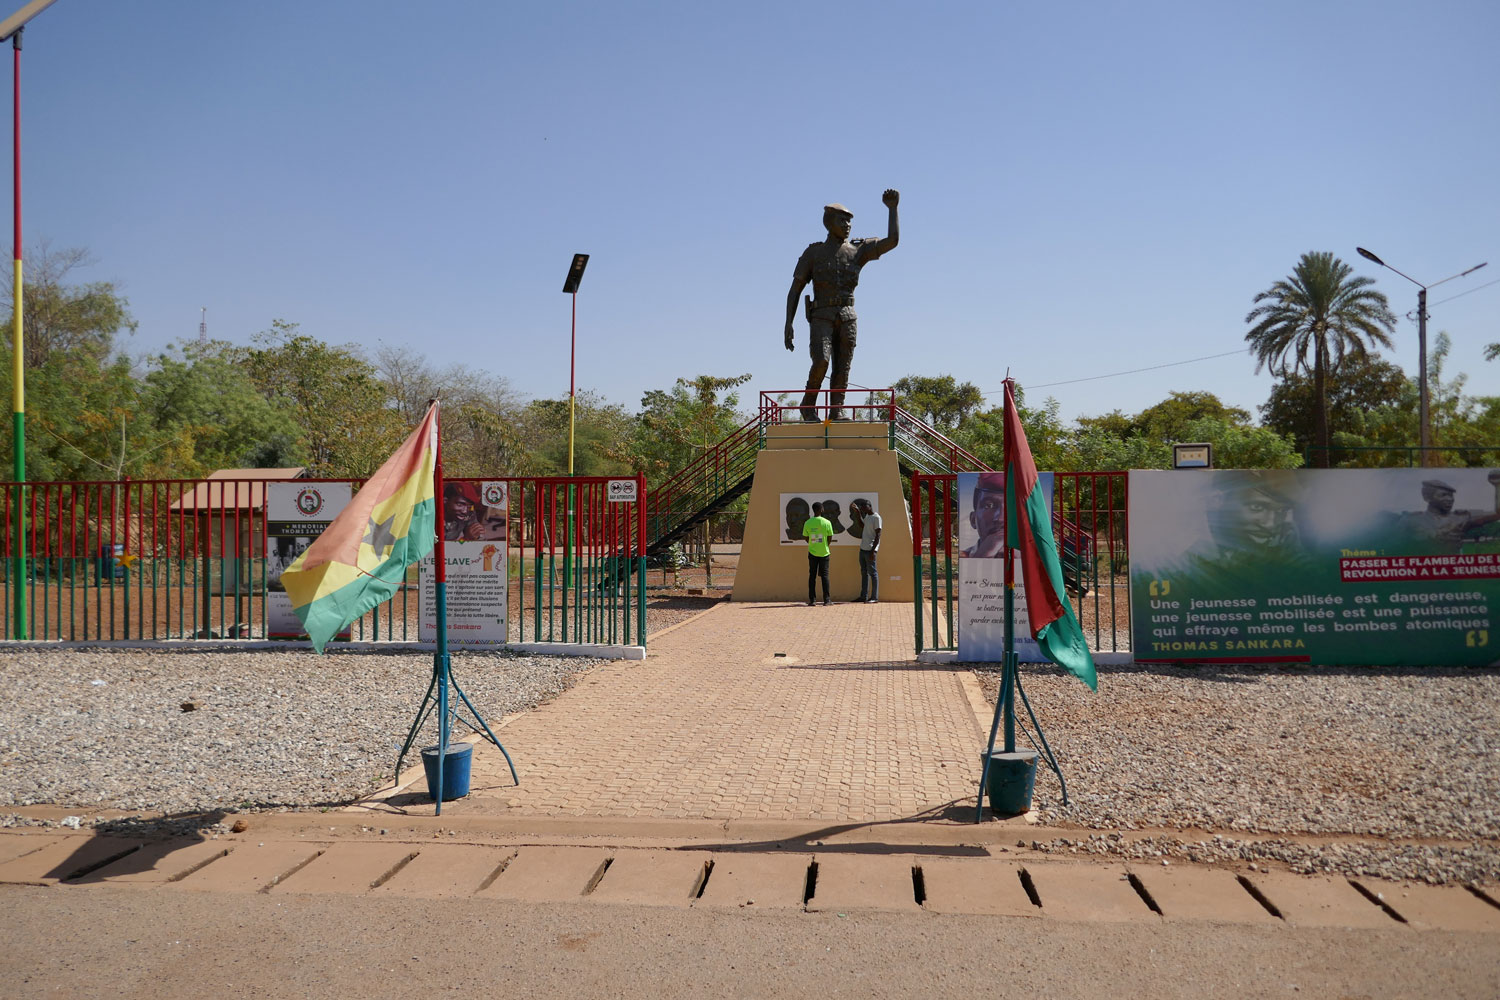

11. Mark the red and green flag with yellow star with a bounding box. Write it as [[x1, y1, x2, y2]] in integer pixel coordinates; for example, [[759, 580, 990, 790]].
[[281, 403, 439, 652]]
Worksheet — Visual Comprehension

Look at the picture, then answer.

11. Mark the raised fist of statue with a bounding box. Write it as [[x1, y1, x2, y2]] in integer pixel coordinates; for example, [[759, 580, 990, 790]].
[[882, 188, 900, 208]]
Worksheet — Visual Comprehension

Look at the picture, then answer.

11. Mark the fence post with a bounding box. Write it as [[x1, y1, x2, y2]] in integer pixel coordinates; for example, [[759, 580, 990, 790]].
[[912, 474, 924, 654]]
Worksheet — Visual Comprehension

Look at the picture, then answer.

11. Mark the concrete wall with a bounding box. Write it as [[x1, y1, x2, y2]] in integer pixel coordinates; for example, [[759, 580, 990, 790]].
[[733, 423, 913, 603]]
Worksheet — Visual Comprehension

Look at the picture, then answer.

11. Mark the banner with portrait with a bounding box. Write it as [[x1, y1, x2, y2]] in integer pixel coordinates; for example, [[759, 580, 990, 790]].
[[777, 492, 881, 546], [266, 482, 353, 640], [956, 471, 1055, 662], [1129, 468, 1500, 665], [420, 480, 510, 645]]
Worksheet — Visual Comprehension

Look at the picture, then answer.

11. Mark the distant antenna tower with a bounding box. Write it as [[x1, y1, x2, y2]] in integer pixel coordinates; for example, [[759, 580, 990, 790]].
[[199, 307, 207, 345]]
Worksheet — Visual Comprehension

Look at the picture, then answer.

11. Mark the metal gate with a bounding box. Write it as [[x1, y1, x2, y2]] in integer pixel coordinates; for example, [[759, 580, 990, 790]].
[[911, 471, 1130, 654], [0, 474, 648, 648]]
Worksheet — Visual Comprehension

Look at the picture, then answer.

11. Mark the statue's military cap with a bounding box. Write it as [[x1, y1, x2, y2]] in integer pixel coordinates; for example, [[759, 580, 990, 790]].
[[823, 203, 853, 219]]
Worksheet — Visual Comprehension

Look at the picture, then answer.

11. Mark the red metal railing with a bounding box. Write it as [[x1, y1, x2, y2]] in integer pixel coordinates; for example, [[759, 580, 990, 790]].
[[910, 471, 1130, 654], [0, 474, 648, 647], [643, 389, 996, 560]]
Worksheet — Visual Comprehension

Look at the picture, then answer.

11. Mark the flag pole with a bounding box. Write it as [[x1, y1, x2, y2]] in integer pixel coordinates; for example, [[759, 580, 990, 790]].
[[1002, 378, 1017, 754], [389, 398, 518, 799], [431, 400, 451, 815], [976, 379, 1019, 821]]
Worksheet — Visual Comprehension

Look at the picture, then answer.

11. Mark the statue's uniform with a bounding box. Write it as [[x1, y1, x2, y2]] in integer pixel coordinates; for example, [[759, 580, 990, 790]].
[[1394, 508, 1494, 553], [792, 238, 871, 421]]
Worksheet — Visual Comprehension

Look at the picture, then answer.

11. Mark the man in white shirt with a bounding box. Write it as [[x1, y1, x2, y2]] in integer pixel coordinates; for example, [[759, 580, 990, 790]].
[[855, 498, 883, 603]]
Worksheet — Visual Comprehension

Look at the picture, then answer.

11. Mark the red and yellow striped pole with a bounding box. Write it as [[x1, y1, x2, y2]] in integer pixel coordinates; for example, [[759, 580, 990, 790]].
[[3, 2, 65, 640], [10, 26, 24, 639]]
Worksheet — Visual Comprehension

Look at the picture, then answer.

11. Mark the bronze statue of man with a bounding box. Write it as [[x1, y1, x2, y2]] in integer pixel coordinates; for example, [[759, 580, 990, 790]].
[[784, 189, 900, 421]]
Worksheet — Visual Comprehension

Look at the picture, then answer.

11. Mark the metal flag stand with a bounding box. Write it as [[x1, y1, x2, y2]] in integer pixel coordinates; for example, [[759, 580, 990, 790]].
[[393, 401, 517, 815], [974, 380, 1068, 822]]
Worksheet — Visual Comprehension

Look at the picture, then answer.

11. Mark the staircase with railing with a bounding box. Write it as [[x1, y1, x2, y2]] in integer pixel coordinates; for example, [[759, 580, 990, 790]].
[[643, 389, 991, 559]]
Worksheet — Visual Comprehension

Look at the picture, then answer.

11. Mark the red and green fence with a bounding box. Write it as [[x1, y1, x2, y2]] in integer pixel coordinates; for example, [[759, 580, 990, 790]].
[[911, 470, 1130, 654], [0, 474, 648, 648]]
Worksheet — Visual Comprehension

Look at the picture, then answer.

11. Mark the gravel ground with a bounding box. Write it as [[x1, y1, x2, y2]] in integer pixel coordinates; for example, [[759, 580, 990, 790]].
[[0, 596, 724, 830], [975, 662, 1500, 885], [0, 647, 603, 817]]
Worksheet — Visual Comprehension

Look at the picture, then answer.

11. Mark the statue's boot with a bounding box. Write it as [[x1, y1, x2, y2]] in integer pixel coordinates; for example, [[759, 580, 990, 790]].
[[799, 388, 821, 422], [828, 391, 847, 421]]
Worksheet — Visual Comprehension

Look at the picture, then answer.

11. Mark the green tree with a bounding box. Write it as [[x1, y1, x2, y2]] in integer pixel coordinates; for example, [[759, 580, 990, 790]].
[[0, 254, 168, 480], [2, 245, 137, 367], [1484, 342, 1498, 362], [1411, 333, 1500, 466], [374, 344, 525, 476], [671, 374, 752, 578], [14, 354, 155, 480], [514, 392, 633, 477], [142, 339, 305, 476], [892, 374, 984, 432], [1179, 416, 1302, 470], [1065, 425, 1172, 471], [955, 385, 1069, 472], [1073, 409, 1133, 440], [1258, 353, 1407, 460], [625, 375, 750, 478], [237, 321, 403, 477], [1332, 334, 1500, 467], [1244, 251, 1396, 467], [1134, 391, 1251, 444]]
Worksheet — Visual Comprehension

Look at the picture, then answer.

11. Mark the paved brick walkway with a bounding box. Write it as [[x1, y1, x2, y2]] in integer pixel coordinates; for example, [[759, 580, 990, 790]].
[[463, 602, 985, 822]]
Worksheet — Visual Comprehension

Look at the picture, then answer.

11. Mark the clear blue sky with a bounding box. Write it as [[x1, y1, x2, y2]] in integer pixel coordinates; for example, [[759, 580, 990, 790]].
[[14, 0, 1499, 424]]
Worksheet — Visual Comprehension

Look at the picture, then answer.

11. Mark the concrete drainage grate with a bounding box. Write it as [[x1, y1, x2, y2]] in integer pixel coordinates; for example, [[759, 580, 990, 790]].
[[369, 852, 419, 890], [1126, 872, 1163, 915], [1349, 879, 1407, 923], [1017, 868, 1042, 909], [1236, 874, 1284, 920], [258, 850, 325, 894], [1465, 885, 1500, 911], [475, 851, 517, 892], [166, 848, 232, 883], [692, 859, 715, 900], [581, 856, 614, 895], [62, 844, 142, 883]]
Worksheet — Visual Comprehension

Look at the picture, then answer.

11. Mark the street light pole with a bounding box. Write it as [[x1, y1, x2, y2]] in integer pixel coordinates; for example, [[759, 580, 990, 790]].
[[561, 254, 589, 476], [560, 254, 588, 601], [8, 26, 22, 639], [1356, 247, 1488, 467]]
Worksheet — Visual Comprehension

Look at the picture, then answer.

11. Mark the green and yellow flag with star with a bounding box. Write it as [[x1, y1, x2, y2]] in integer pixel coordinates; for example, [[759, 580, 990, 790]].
[[281, 403, 439, 652]]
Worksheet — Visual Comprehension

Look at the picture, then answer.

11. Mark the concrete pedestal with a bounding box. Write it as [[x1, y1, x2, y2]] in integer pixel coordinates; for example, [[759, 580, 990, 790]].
[[732, 422, 913, 603]]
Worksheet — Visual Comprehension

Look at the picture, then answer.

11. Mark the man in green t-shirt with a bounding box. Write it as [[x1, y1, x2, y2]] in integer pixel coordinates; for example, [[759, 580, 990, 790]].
[[803, 501, 834, 605]]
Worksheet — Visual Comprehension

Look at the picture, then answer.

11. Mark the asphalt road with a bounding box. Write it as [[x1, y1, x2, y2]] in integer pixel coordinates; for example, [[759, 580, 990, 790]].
[[3, 883, 1496, 999]]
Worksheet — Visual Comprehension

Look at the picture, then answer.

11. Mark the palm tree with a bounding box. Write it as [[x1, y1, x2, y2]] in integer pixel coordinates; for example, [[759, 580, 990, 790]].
[[1245, 251, 1396, 467]]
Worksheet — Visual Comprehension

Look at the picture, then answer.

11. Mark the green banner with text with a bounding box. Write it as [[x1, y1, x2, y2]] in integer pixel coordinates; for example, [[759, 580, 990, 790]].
[[1129, 468, 1499, 665]]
